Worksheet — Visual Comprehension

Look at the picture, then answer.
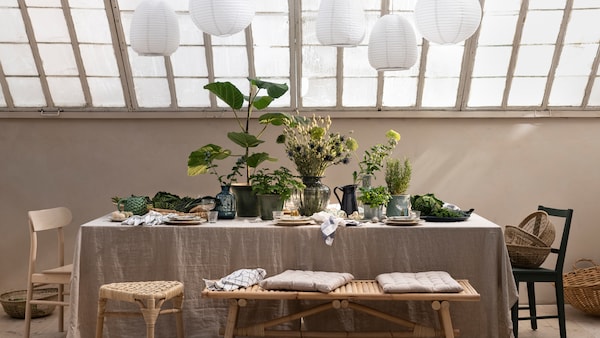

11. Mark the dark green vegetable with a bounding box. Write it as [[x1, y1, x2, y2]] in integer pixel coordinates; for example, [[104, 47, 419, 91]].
[[410, 193, 468, 218], [151, 192, 206, 213]]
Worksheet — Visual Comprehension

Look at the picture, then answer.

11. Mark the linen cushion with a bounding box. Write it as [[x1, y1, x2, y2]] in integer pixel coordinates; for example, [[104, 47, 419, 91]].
[[376, 271, 463, 293], [259, 270, 354, 293]]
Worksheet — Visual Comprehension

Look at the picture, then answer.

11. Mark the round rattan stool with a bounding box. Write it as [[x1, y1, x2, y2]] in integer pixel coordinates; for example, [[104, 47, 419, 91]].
[[95, 280, 184, 338]]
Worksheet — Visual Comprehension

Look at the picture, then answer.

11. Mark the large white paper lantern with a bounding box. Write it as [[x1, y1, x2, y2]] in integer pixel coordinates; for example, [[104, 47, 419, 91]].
[[189, 0, 255, 37], [414, 0, 482, 45], [316, 0, 366, 47], [130, 0, 180, 56], [368, 15, 417, 71]]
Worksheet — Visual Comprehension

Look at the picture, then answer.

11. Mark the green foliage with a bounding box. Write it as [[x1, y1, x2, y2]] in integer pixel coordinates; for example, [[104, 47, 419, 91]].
[[249, 167, 305, 201], [187, 78, 290, 184], [358, 186, 392, 207], [410, 193, 466, 217], [353, 129, 400, 183], [385, 157, 412, 195]]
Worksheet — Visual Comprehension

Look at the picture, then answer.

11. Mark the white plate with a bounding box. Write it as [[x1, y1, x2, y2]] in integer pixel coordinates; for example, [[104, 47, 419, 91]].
[[165, 219, 204, 226], [384, 219, 421, 226], [274, 217, 314, 226]]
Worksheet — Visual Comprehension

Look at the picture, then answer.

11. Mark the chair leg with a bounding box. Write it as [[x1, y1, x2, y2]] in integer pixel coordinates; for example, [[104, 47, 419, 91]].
[[511, 300, 519, 338], [95, 298, 107, 338], [173, 293, 185, 338], [526, 282, 537, 330], [555, 280, 567, 338], [58, 284, 64, 332], [139, 298, 161, 338], [24, 283, 34, 338]]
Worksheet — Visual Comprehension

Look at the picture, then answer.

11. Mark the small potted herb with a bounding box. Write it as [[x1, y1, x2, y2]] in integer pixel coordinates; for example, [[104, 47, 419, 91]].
[[357, 185, 391, 220], [385, 157, 412, 217], [249, 167, 305, 220]]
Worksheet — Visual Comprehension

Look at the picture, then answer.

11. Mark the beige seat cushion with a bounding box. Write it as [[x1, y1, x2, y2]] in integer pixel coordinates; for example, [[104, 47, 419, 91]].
[[376, 271, 463, 293], [259, 270, 354, 293]]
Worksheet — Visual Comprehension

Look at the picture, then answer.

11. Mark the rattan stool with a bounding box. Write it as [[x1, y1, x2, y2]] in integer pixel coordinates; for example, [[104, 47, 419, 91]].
[[95, 280, 184, 338]]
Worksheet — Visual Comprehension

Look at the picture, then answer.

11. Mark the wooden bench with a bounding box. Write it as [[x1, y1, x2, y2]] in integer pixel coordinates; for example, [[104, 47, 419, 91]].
[[202, 279, 480, 338]]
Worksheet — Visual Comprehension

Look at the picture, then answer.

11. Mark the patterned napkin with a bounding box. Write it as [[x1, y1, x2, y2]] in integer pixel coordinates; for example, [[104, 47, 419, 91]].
[[204, 268, 267, 291]]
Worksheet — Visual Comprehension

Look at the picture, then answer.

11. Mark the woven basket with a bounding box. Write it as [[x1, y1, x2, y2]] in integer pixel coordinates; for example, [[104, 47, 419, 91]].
[[517, 211, 556, 246], [506, 244, 551, 268], [504, 225, 548, 247], [0, 288, 58, 319], [563, 259, 600, 316]]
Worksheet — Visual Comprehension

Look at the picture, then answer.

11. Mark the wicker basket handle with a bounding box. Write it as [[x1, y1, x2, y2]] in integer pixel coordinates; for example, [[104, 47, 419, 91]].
[[573, 258, 599, 270]]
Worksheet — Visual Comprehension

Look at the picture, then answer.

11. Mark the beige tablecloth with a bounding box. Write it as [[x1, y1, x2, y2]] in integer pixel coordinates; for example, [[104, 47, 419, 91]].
[[67, 213, 517, 338]]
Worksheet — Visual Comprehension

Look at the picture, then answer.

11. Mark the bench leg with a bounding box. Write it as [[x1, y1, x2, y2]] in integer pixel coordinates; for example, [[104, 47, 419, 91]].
[[432, 301, 454, 338], [224, 299, 241, 338]]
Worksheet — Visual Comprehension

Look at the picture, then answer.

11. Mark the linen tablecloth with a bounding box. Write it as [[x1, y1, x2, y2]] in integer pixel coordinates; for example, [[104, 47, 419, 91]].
[[67, 213, 517, 338]]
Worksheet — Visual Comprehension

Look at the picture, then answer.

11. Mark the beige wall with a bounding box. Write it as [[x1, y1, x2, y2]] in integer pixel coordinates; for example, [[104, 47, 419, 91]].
[[1, 116, 598, 304]]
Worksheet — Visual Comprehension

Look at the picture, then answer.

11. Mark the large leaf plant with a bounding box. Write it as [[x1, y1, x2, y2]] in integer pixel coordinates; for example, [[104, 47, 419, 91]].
[[187, 78, 290, 185]]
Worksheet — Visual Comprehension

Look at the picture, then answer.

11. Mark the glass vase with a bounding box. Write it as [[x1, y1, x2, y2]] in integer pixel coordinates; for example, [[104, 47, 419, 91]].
[[299, 176, 330, 216], [215, 185, 236, 219]]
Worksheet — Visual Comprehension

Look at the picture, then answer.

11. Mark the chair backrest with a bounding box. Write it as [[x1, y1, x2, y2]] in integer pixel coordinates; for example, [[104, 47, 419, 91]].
[[537, 205, 573, 273], [28, 207, 73, 270]]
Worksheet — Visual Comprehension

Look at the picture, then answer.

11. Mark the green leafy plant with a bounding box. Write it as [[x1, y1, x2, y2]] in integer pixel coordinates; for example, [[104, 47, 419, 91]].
[[385, 157, 412, 195], [249, 167, 305, 201], [187, 78, 290, 185], [353, 129, 400, 183], [357, 185, 392, 207]]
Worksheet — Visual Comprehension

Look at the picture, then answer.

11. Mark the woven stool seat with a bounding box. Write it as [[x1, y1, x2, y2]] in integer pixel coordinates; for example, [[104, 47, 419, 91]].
[[95, 280, 184, 338]]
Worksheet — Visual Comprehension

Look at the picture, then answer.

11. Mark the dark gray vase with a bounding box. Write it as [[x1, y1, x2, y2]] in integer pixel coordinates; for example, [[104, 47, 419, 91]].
[[257, 194, 284, 220], [230, 184, 259, 217]]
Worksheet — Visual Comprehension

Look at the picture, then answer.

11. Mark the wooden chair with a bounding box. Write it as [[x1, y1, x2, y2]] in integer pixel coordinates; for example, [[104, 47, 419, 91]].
[[511, 205, 573, 338], [95, 280, 184, 338], [25, 206, 73, 338]]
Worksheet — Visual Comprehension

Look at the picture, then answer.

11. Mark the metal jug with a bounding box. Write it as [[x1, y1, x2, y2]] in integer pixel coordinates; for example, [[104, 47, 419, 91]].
[[334, 184, 358, 216]]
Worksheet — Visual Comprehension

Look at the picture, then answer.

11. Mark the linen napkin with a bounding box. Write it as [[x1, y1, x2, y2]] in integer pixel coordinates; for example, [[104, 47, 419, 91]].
[[204, 268, 267, 291], [312, 211, 346, 246]]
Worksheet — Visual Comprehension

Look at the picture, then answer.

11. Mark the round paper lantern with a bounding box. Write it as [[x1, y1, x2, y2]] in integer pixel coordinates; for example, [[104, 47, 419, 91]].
[[189, 0, 255, 37], [316, 0, 366, 47], [130, 0, 180, 56], [368, 15, 417, 71], [414, 0, 482, 45]]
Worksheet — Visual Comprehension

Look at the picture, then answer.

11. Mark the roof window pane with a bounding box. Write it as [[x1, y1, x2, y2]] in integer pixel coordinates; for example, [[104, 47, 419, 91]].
[[179, 16, 204, 45], [175, 78, 209, 107], [343, 77, 377, 107], [529, 0, 566, 10], [555, 44, 596, 76], [0, 44, 37, 75], [87, 77, 124, 107], [425, 45, 463, 77], [472, 46, 511, 77], [0, 8, 27, 42], [71, 8, 112, 44], [468, 78, 506, 107], [252, 14, 289, 47], [477, 14, 518, 46], [564, 9, 600, 43], [129, 52, 166, 77], [80, 44, 119, 76], [549, 76, 587, 106], [382, 77, 417, 107], [303, 46, 336, 77], [483, 0, 521, 13], [422, 78, 459, 107], [514, 45, 554, 76], [28, 8, 69, 43], [7, 77, 45, 107], [211, 32, 246, 47], [47, 77, 84, 106], [508, 77, 545, 106], [171, 46, 207, 77], [344, 47, 376, 77], [212, 46, 249, 78], [68, 0, 103, 9], [520, 10, 563, 45], [26, 0, 60, 6], [255, 47, 289, 77], [587, 77, 600, 106], [302, 77, 336, 107], [134, 78, 171, 107], [38, 43, 78, 76]]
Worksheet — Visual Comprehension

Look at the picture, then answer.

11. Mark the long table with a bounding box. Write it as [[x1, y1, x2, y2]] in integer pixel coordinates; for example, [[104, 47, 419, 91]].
[[67, 214, 517, 338]]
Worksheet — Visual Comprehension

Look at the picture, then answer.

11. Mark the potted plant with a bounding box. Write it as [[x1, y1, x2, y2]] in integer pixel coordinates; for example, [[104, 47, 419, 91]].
[[385, 157, 412, 217], [357, 185, 391, 220], [187, 78, 290, 217], [353, 129, 400, 187], [249, 167, 305, 220]]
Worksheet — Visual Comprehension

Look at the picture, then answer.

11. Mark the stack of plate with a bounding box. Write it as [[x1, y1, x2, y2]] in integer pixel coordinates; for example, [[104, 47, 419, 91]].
[[384, 216, 421, 226], [165, 214, 204, 225], [274, 216, 315, 226]]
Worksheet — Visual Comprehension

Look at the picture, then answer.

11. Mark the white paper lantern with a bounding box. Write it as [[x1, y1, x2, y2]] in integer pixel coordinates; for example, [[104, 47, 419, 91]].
[[368, 15, 417, 71], [316, 0, 366, 47], [414, 0, 482, 45], [189, 0, 255, 37], [130, 0, 180, 56]]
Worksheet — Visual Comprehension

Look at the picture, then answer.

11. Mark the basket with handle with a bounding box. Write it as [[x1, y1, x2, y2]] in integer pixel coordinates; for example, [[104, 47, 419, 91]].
[[517, 210, 556, 246], [563, 258, 600, 315], [504, 225, 551, 268]]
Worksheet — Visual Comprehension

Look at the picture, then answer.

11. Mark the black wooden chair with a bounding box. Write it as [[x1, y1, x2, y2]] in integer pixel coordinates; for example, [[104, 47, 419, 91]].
[[511, 205, 573, 338]]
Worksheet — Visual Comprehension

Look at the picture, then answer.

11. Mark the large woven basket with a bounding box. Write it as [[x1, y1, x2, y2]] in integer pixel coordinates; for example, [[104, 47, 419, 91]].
[[563, 259, 600, 316], [506, 243, 551, 268], [517, 211, 555, 246], [504, 225, 548, 247], [0, 288, 58, 319]]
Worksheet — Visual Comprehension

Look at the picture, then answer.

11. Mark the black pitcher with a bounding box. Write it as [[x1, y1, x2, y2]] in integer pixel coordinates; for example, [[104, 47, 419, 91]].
[[334, 184, 358, 216]]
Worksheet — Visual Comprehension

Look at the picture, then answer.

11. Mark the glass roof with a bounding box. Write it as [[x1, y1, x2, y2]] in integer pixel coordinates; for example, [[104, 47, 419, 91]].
[[1, 0, 600, 116]]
